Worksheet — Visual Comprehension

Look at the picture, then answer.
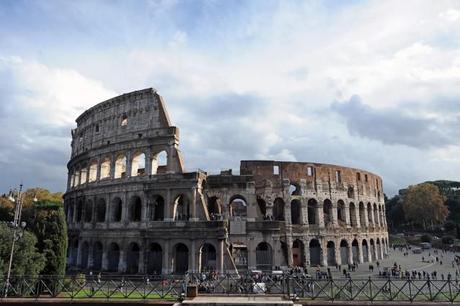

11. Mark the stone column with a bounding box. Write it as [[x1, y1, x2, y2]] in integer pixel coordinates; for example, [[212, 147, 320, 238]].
[[355, 205, 361, 228], [344, 203, 351, 227], [76, 239, 82, 267], [370, 207, 375, 227], [96, 156, 101, 181], [332, 204, 338, 227], [363, 206, 369, 227], [320, 241, 327, 266], [109, 153, 116, 179], [190, 187, 198, 221], [126, 150, 133, 178], [367, 244, 373, 263], [217, 239, 224, 274], [301, 198, 308, 225], [72, 202, 77, 224], [285, 201, 292, 225], [190, 240, 196, 272], [357, 242, 364, 264], [286, 236, 293, 267], [303, 239, 310, 267], [347, 245, 353, 265], [138, 244, 145, 273], [145, 148, 152, 176], [122, 193, 128, 222], [317, 202, 325, 228], [102, 244, 108, 271], [272, 238, 281, 268], [88, 242, 94, 270], [162, 240, 170, 274], [334, 243, 341, 266], [165, 189, 172, 221], [118, 247, 127, 273]]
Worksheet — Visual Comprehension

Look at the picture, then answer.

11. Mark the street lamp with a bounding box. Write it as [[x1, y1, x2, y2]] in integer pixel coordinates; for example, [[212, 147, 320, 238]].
[[3, 184, 27, 298]]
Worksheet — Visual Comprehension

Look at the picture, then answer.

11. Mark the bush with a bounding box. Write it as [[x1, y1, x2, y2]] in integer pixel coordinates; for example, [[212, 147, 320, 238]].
[[420, 234, 432, 243], [444, 221, 456, 232], [442, 235, 455, 245]]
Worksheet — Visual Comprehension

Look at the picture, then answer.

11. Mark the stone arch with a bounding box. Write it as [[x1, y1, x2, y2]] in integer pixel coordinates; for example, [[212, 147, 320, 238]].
[[92, 241, 103, 271], [149, 195, 165, 221], [362, 239, 369, 262], [340, 239, 349, 265], [309, 239, 321, 266], [111, 197, 123, 222], [147, 243, 163, 274], [81, 241, 90, 269], [323, 199, 333, 225], [291, 199, 302, 224], [337, 200, 346, 225], [127, 242, 140, 274], [256, 242, 273, 270], [129, 195, 142, 222], [131, 151, 146, 177], [352, 239, 359, 264], [347, 186, 355, 199], [151, 150, 167, 175], [273, 198, 285, 221], [173, 243, 189, 274], [199, 243, 217, 272], [308, 199, 317, 224], [349, 202, 357, 227], [114, 154, 127, 179], [100, 157, 111, 179], [108, 242, 120, 272], [96, 198, 106, 222], [229, 195, 247, 219], [326, 241, 336, 266], [292, 239, 305, 267], [84, 200, 93, 223], [173, 194, 190, 221]]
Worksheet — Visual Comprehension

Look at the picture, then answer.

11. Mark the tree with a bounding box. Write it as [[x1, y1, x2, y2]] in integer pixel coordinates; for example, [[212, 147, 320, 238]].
[[385, 194, 405, 230], [402, 183, 448, 229], [0, 222, 45, 277]]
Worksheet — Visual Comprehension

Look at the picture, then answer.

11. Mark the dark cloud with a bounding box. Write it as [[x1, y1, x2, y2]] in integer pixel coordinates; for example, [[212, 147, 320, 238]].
[[331, 96, 453, 148]]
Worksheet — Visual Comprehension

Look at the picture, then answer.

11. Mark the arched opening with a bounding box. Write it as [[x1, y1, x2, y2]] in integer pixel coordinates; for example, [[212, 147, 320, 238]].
[[289, 183, 301, 196], [367, 202, 373, 225], [100, 157, 111, 179], [207, 196, 221, 217], [147, 243, 163, 274], [131, 152, 146, 177], [340, 240, 349, 265], [359, 202, 366, 227], [114, 154, 127, 179], [80, 167, 87, 185], [327, 241, 336, 266], [257, 197, 267, 219], [121, 113, 128, 126], [337, 200, 346, 226], [229, 195, 247, 219], [74, 168, 81, 186], [349, 202, 357, 227], [127, 242, 140, 274], [347, 186, 354, 199], [108, 242, 120, 272], [370, 239, 376, 261], [151, 151, 167, 175], [292, 240, 305, 267], [111, 197, 123, 222], [291, 199, 302, 224], [273, 198, 285, 221], [96, 198, 106, 222], [149, 195, 165, 221], [256, 242, 273, 270], [309, 239, 321, 266], [352, 239, 359, 264], [323, 199, 333, 226], [89, 161, 98, 182], [76, 200, 83, 223], [173, 194, 190, 221], [69, 239, 79, 266], [308, 199, 317, 224], [84, 200, 93, 223], [81, 241, 89, 269], [373, 203, 379, 226], [362, 240, 369, 262], [92, 242, 103, 271], [280, 241, 289, 267], [173, 243, 189, 274], [200, 243, 217, 272], [129, 196, 142, 222]]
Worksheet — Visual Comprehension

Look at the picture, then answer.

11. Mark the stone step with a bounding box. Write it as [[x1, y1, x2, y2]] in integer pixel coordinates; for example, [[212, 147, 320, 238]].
[[182, 296, 294, 306]]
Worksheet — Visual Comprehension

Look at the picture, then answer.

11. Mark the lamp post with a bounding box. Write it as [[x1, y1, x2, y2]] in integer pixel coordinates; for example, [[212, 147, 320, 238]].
[[3, 184, 27, 298]]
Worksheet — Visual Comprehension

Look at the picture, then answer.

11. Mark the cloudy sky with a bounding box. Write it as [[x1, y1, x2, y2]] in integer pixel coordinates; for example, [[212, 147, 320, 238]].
[[1, 0, 460, 196]]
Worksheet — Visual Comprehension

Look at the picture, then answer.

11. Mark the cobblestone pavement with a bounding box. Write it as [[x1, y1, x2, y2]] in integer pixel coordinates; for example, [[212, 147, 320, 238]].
[[313, 248, 460, 279]]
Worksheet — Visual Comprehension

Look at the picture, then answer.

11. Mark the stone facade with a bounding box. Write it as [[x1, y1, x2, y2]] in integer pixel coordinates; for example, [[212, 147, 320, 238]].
[[64, 88, 389, 274]]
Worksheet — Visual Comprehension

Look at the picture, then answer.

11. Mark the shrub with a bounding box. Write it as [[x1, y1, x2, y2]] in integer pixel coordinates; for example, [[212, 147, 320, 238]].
[[420, 234, 432, 243], [441, 235, 454, 245]]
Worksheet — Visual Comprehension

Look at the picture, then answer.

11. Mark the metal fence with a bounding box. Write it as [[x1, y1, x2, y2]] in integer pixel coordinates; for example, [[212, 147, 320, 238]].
[[1, 274, 459, 303]]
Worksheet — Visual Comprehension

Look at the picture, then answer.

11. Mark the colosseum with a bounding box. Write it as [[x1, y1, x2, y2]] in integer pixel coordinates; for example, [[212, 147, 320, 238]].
[[64, 88, 389, 275]]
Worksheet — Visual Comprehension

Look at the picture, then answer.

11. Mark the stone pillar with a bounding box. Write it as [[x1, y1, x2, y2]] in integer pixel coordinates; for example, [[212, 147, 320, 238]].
[[317, 203, 325, 228], [126, 150, 133, 178], [303, 239, 310, 267], [344, 203, 351, 227], [285, 201, 292, 225], [355, 205, 361, 228], [102, 243, 108, 271], [165, 189, 172, 221], [122, 193, 128, 222], [145, 148, 152, 176], [109, 153, 116, 179], [190, 187, 198, 221], [138, 244, 145, 273], [370, 207, 375, 227], [272, 238, 281, 268], [118, 248, 127, 273], [190, 240, 196, 272], [72, 202, 77, 224], [162, 240, 170, 274], [286, 236, 293, 267], [334, 243, 341, 266], [367, 244, 373, 263], [217, 239, 224, 274], [96, 156, 101, 181], [88, 242, 94, 270], [320, 242, 327, 266], [347, 245, 353, 265], [363, 206, 369, 227], [357, 242, 364, 264], [76, 239, 82, 267], [332, 204, 338, 227], [301, 198, 308, 225]]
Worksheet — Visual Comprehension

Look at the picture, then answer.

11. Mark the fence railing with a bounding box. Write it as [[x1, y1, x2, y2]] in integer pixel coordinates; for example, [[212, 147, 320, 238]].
[[1, 274, 459, 303]]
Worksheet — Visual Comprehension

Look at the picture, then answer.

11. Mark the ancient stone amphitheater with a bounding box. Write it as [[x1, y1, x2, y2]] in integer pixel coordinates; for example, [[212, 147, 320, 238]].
[[65, 88, 389, 274]]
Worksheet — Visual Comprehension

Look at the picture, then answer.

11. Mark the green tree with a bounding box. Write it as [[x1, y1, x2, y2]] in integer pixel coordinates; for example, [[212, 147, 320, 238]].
[[0, 223, 45, 277], [402, 183, 448, 229]]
